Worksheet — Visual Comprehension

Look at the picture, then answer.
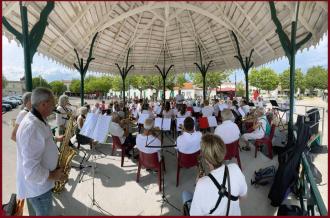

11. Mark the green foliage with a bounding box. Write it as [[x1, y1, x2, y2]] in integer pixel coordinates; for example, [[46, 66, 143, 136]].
[[250, 67, 279, 92], [85, 76, 112, 93], [236, 82, 245, 97], [175, 74, 187, 89], [111, 75, 125, 92], [49, 81, 67, 96], [191, 71, 231, 95], [279, 68, 305, 93], [69, 79, 80, 93], [305, 66, 328, 92], [2, 75, 8, 89], [32, 76, 51, 89]]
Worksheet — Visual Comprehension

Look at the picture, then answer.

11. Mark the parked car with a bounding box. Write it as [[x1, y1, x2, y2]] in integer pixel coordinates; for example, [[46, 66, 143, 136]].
[[9, 96, 23, 104], [4, 97, 21, 105], [2, 103, 12, 112], [2, 100, 17, 108]]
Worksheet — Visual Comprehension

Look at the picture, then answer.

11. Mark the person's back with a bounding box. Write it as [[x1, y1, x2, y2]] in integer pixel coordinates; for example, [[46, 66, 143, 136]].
[[190, 163, 247, 215], [201, 100, 214, 117], [176, 117, 201, 154], [214, 109, 240, 144]]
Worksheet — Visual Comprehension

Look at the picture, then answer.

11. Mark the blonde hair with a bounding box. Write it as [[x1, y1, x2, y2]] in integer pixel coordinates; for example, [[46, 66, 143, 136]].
[[221, 108, 234, 121], [201, 134, 226, 168], [58, 94, 69, 106], [79, 107, 88, 115]]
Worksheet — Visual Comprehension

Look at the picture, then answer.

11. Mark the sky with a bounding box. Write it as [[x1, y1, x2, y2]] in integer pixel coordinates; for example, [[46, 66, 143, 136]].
[[2, 33, 328, 83]]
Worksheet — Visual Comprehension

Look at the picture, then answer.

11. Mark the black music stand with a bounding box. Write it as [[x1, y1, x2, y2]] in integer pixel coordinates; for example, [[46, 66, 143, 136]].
[[145, 117, 181, 213], [270, 100, 289, 130]]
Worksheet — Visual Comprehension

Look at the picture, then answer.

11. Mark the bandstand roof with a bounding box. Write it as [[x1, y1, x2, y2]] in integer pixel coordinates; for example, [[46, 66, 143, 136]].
[[2, 1, 328, 75]]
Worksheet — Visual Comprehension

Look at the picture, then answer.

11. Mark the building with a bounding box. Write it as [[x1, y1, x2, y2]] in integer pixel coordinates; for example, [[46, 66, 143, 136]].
[[3, 80, 25, 96], [61, 80, 72, 91]]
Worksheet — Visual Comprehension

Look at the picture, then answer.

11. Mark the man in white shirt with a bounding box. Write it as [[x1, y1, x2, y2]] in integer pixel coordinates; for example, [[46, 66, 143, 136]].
[[136, 118, 162, 161], [16, 88, 67, 216], [241, 108, 267, 151], [176, 117, 202, 154], [214, 109, 241, 144], [176, 90, 185, 110], [56, 94, 71, 135], [201, 100, 214, 117], [11, 92, 32, 142], [109, 112, 136, 157]]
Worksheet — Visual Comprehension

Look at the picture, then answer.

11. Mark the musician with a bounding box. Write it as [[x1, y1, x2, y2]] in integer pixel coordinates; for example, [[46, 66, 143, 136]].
[[213, 99, 220, 118], [241, 108, 268, 151], [201, 100, 214, 117], [138, 103, 155, 119], [11, 92, 32, 142], [56, 94, 71, 135], [162, 101, 175, 119], [76, 107, 95, 149], [214, 109, 240, 144], [100, 100, 106, 111], [135, 118, 162, 161], [182, 134, 247, 215], [91, 102, 101, 114], [256, 96, 264, 108], [16, 88, 66, 216], [239, 99, 250, 115], [176, 104, 191, 118], [175, 90, 185, 110], [176, 117, 202, 154], [109, 112, 136, 157]]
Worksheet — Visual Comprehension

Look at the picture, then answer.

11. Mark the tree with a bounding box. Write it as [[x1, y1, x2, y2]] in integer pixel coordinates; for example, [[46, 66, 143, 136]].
[[250, 67, 279, 93], [305, 66, 328, 93], [69, 79, 81, 93], [279, 68, 305, 93], [191, 71, 231, 97], [85, 76, 112, 94], [128, 75, 148, 98], [2, 75, 8, 89], [32, 76, 51, 89], [175, 73, 187, 89], [236, 82, 245, 97], [49, 81, 67, 96]]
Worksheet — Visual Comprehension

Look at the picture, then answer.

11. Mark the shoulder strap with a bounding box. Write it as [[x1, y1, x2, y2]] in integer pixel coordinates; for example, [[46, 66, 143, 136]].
[[208, 166, 239, 215]]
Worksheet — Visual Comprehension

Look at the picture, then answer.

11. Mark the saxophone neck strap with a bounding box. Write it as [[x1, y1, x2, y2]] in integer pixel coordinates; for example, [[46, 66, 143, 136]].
[[208, 165, 238, 215], [31, 107, 47, 125]]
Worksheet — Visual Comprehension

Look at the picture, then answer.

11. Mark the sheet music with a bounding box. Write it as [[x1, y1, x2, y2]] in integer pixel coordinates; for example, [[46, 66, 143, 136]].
[[154, 117, 171, 131], [218, 103, 228, 111], [91, 115, 112, 143], [155, 106, 162, 115], [138, 113, 149, 124], [176, 117, 196, 131], [238, 107, 246, 117], [80, 113, 98, 138], [207, 116, 218, 127], [193, 106, 201, 112]]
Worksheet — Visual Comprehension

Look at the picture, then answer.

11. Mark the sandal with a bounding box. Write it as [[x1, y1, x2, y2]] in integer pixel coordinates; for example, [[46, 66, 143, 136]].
[[242, 146, 251, 151]]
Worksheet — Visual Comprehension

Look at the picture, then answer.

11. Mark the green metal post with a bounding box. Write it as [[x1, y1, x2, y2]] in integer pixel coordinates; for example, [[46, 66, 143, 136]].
[[80, 75, 84, 106], [20, 5, 32, 91]]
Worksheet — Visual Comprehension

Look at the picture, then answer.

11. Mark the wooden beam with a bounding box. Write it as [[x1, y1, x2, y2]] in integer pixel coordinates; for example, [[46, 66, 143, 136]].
[[3, 2, 19, 16]]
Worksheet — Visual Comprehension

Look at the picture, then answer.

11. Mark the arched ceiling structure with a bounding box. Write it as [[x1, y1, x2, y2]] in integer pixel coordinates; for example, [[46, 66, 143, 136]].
[[2, 1, 328, 75]]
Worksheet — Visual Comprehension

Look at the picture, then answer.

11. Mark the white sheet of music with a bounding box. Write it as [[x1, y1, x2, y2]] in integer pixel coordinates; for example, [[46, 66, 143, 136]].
[[176, 117, 185, 131], [138, 113, 149, 124], [92, 115, 112, 143], [80, 113, 98, 138], [238, 107, 246, 117], [218, 103, 229, 111], [207, 116, 218, 127], [154, 118, 171, 131], [193, 106, 201, 112]]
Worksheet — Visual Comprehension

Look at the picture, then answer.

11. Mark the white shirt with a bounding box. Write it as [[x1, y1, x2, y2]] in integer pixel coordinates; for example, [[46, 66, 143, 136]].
[[202, 106, 214, 117], [163, 109, 174, 119], [176, 94, 184, 104], [193, 106, 201, 113], [176, 111, 191, 118], [254, 116, 268, 137], [109, 122, 126, 144], [242, 105, 250, 114], [214, 120, 241, 144], [213, 103, 220, 116], [91, 106, 101, 114], [56, 105, 68, 127], [16, 112, 59, 199], [176, 131, 202, 154], [15, 108, 29, 125], [190, 163, 247, 216], [136, 134, 161, 161]]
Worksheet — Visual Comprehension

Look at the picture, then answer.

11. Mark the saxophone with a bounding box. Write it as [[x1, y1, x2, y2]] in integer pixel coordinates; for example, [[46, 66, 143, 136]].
[[53, 115, 77, 193]]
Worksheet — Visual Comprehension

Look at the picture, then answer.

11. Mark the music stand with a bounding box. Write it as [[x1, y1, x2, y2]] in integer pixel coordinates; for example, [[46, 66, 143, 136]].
[[145, 117, 181, 213], [270, 100, 289, 130]]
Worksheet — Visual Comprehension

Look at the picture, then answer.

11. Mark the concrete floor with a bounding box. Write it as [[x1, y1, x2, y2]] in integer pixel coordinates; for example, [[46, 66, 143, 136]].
[[2, 97, 327, 215]]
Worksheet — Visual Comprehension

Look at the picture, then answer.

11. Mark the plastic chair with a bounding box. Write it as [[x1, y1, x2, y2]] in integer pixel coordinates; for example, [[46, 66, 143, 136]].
[[111, 135, 126, 167], [255, 124, 276, 159], [176, 150, 200, 187], [224, 140, 241, 169], [136, 151, 164, 192], [198, 117, 209, 132]]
